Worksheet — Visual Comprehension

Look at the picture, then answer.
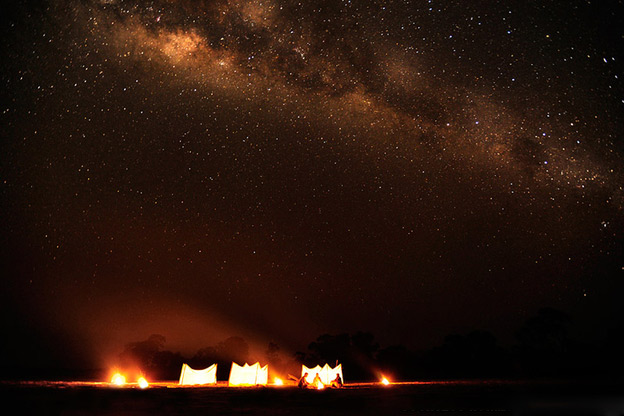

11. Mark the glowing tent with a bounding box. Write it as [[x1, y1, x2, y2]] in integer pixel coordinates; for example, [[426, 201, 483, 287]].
[[228, 362, 268, 386], [179, 363, 217, 385], [301, 364, 343, 385]]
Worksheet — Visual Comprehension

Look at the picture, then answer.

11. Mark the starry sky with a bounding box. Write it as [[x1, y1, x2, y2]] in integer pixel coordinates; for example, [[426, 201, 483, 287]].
[[1, 0, 623, 371]]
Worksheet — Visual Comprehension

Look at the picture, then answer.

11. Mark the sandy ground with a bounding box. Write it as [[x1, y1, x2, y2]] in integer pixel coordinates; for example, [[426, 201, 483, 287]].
[[1, 380, 622, 415]]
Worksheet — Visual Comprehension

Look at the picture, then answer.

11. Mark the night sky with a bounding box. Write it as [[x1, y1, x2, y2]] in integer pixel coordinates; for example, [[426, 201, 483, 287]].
[[1, 0, 623, 372]]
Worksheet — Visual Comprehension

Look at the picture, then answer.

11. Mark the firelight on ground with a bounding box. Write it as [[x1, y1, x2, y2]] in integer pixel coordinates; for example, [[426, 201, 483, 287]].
[[138, 377, 149, 389], [111, 373, 126, 386]]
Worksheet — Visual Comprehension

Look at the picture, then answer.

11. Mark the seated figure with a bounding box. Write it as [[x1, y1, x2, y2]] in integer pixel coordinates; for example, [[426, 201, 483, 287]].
[[297, 372, 309, 389], [312, 373, 324, 389], [330, 374, 343, 388]]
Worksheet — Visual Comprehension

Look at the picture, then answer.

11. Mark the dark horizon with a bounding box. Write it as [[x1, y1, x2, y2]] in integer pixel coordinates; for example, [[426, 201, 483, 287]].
[[1, 305, 623, 384], [1, 0, 623, 380]]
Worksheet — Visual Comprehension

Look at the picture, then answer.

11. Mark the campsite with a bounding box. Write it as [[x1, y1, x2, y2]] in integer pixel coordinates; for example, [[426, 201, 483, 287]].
[[2, 361, 622, 415]]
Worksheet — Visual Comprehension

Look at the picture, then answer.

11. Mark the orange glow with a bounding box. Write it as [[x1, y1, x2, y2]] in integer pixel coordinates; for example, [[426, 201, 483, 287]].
[[137, 377, 149, 389], [273, 377, 283, 386], [316, 382, 324, 390], [381, 377, 390, 385], [111, 373, 126, 386]]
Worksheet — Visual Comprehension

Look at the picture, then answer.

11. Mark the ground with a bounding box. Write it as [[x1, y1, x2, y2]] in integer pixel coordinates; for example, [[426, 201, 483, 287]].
[[1, 380, 622, 415]]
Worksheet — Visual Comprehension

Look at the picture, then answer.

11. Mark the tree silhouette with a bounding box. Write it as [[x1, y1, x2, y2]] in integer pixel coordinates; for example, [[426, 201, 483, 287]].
[[426, 330, 510, 379], [306, 333, 350, 365], [118, 334, 184, 379], [514, 307, 573, 376], [190, 336, 250, 380], [216, 336, 250, 364], [118, 334, 166, 371], [190, 345, 218, 369], [604, 320, 624, 377], [111, 305, 611, 381]]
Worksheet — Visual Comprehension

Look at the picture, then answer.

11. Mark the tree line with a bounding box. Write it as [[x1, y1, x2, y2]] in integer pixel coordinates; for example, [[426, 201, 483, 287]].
[[117, 307, 624, 381]]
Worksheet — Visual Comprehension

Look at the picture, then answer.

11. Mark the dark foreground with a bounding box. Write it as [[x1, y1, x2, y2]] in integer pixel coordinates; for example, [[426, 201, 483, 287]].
[[1, 380, 623, 415]]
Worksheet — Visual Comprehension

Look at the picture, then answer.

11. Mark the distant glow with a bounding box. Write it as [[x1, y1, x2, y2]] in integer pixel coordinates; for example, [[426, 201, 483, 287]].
[[111, 373, 126, 386], [381, 377, 390, 385], [138, 377, 149, 389], [274, 377, 283, 386]]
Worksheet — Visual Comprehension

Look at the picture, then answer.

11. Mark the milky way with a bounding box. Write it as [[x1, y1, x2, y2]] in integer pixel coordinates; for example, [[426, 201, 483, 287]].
[[1, 0, 623, 368]]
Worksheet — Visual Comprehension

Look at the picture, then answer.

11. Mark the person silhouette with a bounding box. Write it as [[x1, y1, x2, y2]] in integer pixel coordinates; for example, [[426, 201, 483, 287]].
[[330, 373, 343, 388], [312, 372, 323, 388], [298, 372, 309, 388]]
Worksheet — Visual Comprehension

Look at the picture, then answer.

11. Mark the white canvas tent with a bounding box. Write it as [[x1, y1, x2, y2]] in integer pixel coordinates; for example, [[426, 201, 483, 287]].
[[179, 363, 217, 385], [228, 362, 268, 386], [301, 363, 343, 385]]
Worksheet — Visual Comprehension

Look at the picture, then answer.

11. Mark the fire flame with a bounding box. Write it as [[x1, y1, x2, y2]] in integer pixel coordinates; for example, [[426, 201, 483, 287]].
[[111, 373, 126, 386], [138, 377, 149, 389], [381, 377, 390, 385], [274, 377, 283, 386], [316, 382, 324, 390]]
